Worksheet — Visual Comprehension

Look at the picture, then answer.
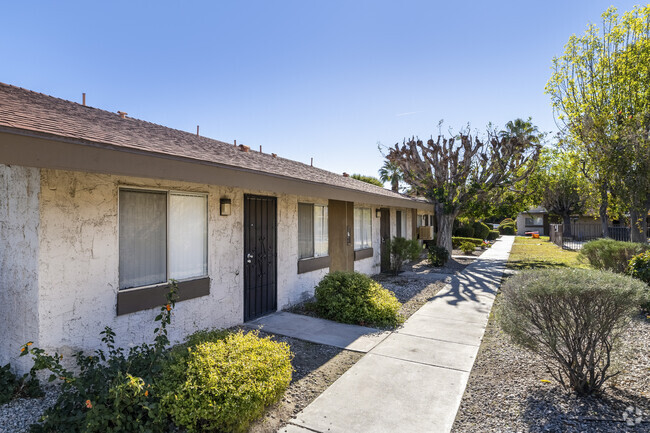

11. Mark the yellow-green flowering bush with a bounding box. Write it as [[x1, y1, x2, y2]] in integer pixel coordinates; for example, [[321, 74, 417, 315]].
[[315, 271, 403, 328], [158, 330, 292, 433]]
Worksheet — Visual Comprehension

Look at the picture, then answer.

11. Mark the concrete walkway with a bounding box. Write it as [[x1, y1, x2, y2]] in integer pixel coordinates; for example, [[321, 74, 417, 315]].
[[279, 236, 515, 433], [245, 311, 390, 352]]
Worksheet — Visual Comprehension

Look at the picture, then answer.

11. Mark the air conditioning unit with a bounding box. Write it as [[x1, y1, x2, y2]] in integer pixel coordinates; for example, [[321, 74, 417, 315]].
[[418, 226, 434, 240]]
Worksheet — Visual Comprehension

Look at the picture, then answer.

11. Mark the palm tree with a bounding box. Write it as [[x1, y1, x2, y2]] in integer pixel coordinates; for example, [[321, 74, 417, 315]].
[[378, 160, 403, 192], [500, 117, 542, 144]]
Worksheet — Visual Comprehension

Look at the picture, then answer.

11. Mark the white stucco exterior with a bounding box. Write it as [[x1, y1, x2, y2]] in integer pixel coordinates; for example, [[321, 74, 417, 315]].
[[1, 166, 421, 372], [0, 165, 41, 372]]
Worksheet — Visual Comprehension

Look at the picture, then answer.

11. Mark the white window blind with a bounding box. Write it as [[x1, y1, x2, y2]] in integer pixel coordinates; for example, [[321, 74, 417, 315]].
[[119, 190, 167, 289], [314, 205, 328, 257], [299, 203, 328, 259], [169, 193, 208, 280], [354, 207, 371, 250], [119, 189, 208, 290]]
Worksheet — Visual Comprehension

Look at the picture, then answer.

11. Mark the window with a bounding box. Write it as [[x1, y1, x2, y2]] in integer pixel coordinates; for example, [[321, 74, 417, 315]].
[[525, 216, 543, 226], [354, 207, 372, 250], [119, 189, 208, 290], [298, 203, 328, 259], [396, 210, 407, 237]]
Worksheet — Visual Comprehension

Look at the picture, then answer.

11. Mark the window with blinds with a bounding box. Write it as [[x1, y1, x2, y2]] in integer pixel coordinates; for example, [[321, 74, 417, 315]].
[[354, 207, 372, 250], [119, 189, 208, 290], [298, 203, 328, 259]]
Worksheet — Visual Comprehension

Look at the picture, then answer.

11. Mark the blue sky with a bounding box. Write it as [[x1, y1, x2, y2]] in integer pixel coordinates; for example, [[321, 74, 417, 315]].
[[1, 1, 643, 182]]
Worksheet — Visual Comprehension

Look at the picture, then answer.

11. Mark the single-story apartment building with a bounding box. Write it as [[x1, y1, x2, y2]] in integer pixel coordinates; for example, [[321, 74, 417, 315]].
[[516, 206, 550, 236], [0, 83, 433, 373]]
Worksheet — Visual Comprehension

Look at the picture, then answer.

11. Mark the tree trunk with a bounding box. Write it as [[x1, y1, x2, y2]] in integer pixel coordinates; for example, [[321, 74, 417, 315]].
[[630, 207, 648, 243], [562, 214, 572, 238], [599, 184, 609, 238], [435, 204, 456, 254], [391, 178, 399, 192]]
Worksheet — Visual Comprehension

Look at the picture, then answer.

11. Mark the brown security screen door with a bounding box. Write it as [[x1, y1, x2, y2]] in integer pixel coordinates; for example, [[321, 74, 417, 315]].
[[244, 195, 277, 321], [380, 208, 391, 272]]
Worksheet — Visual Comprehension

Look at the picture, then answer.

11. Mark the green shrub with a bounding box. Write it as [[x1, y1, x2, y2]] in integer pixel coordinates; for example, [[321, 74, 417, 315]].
[[451, 237, 483, 248], [158, 330, 292, 433], [579, 238, 649, 274], [628, 251, 650, 310], [498, 268, 647, 395], [499, 222, 516, 235], [487, 230, 499, 241], [471, 221, 491, 240], [500, 218, 514, 225], [315, 271, 403, 328], [453, 225, 475, 238], [459, 241, 476, 255], [0, 363, 42, 404], [25, 283, 180, 433], [386, 237, 421, 275], [427, 244, 450, 267]]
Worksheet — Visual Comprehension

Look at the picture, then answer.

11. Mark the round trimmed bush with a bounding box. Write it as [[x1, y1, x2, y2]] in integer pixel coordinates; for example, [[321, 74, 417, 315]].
[[158, 331, 292, 433], [487, 230, 499, 241], [579, 238, 648, 274], [471, 221, 491, 240], [315, 271, 403, 328], [453, 225, 475, 238], [498, 268, 647, 395], [499, 222, 516, 235]]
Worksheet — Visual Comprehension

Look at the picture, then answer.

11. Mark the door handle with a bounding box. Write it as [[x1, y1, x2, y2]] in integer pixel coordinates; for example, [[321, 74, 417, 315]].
[[246, 253, 254, 264]]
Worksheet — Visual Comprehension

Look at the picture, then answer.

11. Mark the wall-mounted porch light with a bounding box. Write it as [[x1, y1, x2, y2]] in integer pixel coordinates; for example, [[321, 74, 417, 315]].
[[220, 198, 232, 216], [376, 208, 381, 218]]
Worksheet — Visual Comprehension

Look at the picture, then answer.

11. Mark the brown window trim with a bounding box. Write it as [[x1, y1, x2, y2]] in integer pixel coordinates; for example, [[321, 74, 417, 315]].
[[297, 256, 330, 274], [354, 247, 374, 261], [117, 277, 210, 316]]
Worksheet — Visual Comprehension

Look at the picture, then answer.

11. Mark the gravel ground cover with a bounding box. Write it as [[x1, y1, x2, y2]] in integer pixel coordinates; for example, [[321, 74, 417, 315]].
[[452, 293, 650, 432], [0, 386, 60, 433]]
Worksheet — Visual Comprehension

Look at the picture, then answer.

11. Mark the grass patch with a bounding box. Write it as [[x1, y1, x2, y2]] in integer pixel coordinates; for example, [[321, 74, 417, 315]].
[[507, 236, 590, 270]]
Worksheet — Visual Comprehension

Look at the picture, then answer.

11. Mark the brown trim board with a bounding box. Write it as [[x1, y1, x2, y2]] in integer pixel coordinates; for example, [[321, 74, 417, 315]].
[[117, 277, 210, 315], [297, 256, 330, 274], [354, 248, 373, 261]]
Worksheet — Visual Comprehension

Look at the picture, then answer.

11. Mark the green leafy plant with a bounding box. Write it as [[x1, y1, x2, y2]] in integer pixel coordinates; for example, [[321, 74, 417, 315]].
[[499, 221, 516, 235], [628, 251, 650, 310], [453, 225, 475, 238], [498, 268, 647, 395], [24, 282, 180, 433], [579, 239, 648, 274], [0, 362, 42, 404], [451, 237, 484, 248], [487, 230, 500, 241], [427, 244, 450, 267], [385, 236, 421, 275], [459, 241, 476, 255], [471, 221, 491, 240], [158, 330, 292, 433], [315, 271, 403, 328]]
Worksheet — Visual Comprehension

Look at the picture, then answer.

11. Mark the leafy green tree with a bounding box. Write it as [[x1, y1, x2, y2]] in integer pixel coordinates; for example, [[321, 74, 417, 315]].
[[387, 125, 541, 253], [540, 150, 588, 237], [378, 160, 404, 192], [546, 5, 650, 242], [351, 174, 384, 187]]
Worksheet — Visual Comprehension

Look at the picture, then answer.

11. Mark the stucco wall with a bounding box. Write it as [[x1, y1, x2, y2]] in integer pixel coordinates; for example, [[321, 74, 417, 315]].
[[35, 170, 339, 363], [0, 165, 40, 372], [0, 168, 421, 373]]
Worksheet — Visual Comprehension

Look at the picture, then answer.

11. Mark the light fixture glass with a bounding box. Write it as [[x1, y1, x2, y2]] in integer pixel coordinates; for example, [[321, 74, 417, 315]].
[[375, 208, 381, 218], [220, 198, 232, 216]]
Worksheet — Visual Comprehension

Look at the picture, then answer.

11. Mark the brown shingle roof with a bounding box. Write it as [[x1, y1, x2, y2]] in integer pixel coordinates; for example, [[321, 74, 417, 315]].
[[0, 82, 419, 203]]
